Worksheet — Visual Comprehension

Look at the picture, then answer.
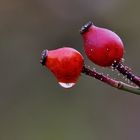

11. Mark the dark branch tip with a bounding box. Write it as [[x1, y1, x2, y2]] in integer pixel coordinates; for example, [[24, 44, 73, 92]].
[[40, 49, 48, 66], [80, 21, 93, 34]]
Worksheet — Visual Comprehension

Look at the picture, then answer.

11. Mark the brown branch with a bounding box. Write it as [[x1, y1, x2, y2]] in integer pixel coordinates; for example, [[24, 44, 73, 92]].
[[82, 66, 140, 95], [112, 62, 140, 87]]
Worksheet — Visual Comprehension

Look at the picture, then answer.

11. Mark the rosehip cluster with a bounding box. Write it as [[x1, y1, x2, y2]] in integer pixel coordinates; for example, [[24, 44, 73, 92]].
[[40, 21, 125, 88]]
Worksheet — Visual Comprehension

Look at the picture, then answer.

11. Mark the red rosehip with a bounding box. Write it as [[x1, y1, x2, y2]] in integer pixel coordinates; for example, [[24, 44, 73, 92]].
[[40, 47, 84, 88], [80, 21, 124, 67]]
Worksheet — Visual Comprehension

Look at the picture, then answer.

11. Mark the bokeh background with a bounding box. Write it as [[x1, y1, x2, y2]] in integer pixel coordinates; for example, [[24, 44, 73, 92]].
[[0, 0, 140, 140]]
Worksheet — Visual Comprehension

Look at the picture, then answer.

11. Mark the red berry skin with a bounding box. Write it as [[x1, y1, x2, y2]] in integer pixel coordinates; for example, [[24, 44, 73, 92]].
[[42, 47, 84, 84], [81, 22, 124, 67]]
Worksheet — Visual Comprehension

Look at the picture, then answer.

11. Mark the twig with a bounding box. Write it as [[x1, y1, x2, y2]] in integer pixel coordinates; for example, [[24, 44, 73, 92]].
[[82, 66, 140, 95], [112, 62, 140, 87]]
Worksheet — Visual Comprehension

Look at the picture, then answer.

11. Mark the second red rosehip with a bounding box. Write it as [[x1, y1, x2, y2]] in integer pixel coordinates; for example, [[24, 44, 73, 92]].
[[80, 21, 124, 67]]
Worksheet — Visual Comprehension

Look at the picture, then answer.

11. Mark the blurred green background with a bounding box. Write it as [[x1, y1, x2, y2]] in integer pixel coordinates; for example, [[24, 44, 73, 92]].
[[0, 0, 140, 140]]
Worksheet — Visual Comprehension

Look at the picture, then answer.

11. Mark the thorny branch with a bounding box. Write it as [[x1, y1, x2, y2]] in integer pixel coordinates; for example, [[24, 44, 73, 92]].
[[82, 66, 140, 95], [112, 62, 140, 87]]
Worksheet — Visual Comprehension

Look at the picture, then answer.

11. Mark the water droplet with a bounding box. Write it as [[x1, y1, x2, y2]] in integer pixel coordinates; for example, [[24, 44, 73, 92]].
[[59, 82, 75, 88], [120, 65, 123, 68], [121, 58, 125, 63], [115, 65, 118, 68], [101, 73, 104, 76], [130, 82, 134, 85], [117, 73, 120, 76], [114, 60, 117, 63], [111, 65, 115, 70]]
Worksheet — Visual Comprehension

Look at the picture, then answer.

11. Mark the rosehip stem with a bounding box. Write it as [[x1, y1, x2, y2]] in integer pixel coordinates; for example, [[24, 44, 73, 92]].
[[82, 66, 140, 95], [112, 62, 140, 87]]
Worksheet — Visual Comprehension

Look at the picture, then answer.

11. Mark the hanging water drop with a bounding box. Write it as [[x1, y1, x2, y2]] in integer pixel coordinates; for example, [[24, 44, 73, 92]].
[[58, 82, 75, 88]]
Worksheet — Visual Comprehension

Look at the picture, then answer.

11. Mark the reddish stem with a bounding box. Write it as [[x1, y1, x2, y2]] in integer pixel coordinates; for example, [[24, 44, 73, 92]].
[[112, 62, 140, 87], [82, 66, 140, 95], [82, 66, 118, 88]]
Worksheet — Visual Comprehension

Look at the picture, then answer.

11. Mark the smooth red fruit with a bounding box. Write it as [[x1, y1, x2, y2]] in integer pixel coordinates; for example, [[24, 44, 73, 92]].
[[80, 21, 124, 67], [40, 47, 84, 87]]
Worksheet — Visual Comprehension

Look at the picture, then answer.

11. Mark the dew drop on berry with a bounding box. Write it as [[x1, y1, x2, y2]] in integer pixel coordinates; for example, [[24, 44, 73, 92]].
[[58, 82, 75, 88], [106, 48, 109, 51]]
